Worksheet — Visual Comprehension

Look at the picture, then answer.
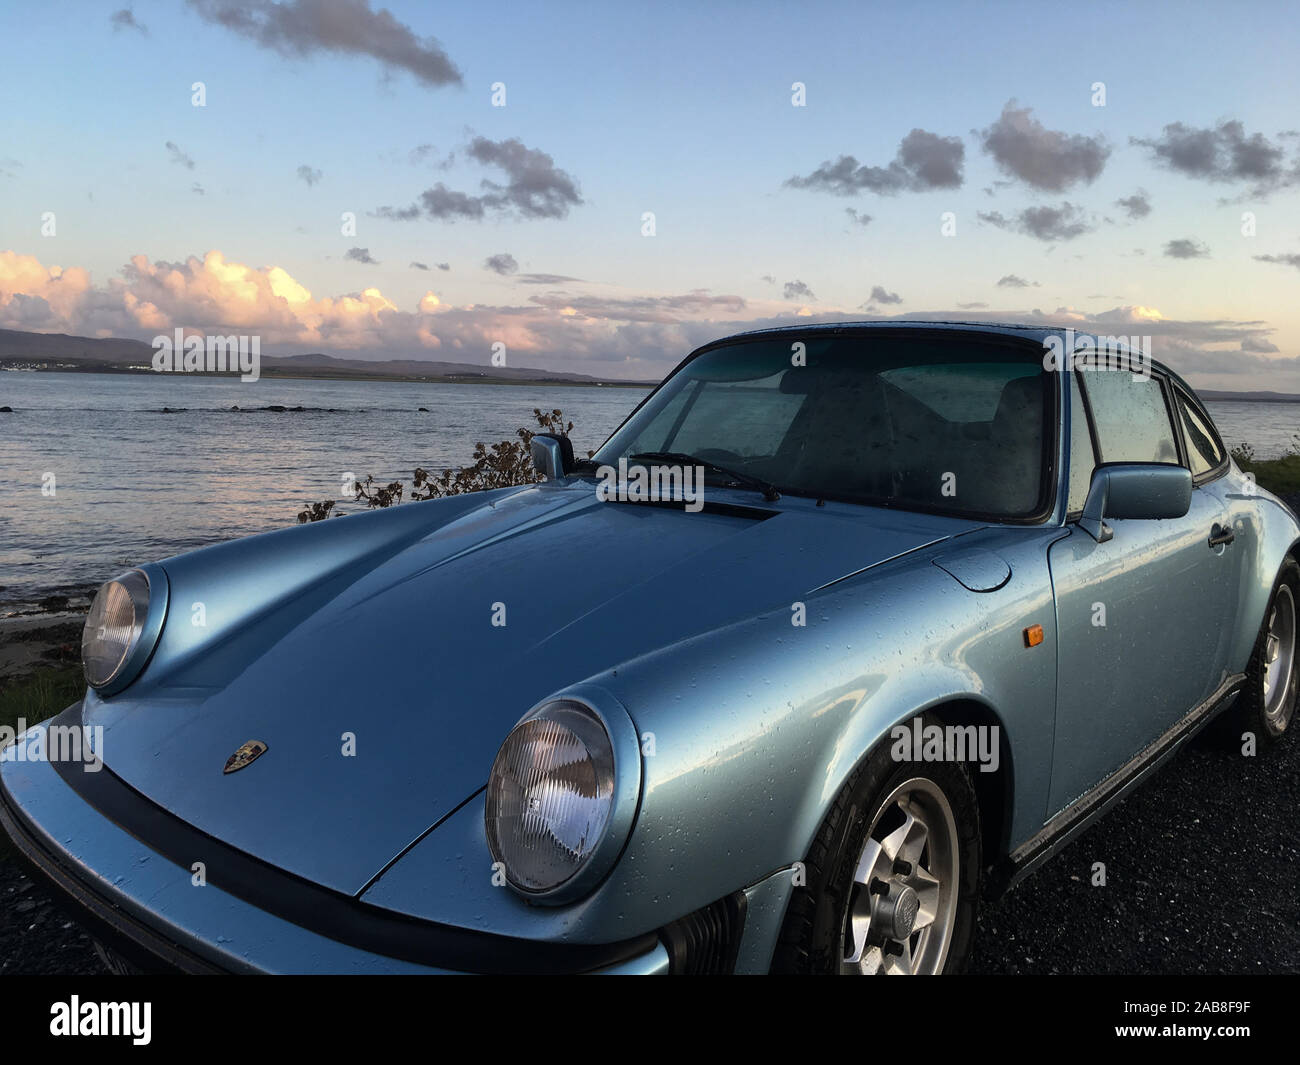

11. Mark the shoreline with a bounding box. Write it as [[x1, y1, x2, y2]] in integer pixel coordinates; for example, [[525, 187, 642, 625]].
[[0, 611, 84, 685], [0, 588, 95, 685], [0, 364, 655, 388]]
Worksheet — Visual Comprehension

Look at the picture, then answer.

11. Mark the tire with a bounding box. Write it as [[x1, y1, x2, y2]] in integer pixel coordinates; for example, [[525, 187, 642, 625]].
[[771, 716, 981, 974], [1232, 557, 1300, 744]]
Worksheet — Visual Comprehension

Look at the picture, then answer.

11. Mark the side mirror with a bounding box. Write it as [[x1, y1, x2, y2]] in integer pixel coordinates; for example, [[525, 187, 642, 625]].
[[1079, 463, 1192, 543], [530, 433, 574, 481]]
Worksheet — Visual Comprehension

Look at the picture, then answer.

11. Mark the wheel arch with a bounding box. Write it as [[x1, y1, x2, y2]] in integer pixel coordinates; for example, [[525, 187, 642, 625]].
[[815, 694, 1015, 867], [926, 698, 1015, 862]]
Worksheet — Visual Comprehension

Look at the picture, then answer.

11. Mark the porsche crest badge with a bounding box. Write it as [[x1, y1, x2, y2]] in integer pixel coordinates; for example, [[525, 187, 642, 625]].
[[223, 740, 268, 775]]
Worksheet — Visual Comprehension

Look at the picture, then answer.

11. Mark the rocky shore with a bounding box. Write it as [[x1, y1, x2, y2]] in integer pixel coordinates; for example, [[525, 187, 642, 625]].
[[0, 594, 93, 683]]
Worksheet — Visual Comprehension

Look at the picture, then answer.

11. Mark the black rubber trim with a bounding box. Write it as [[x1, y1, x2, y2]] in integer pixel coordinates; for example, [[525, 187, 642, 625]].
[[0, 776, 224, 973], [600, 496, 779, 521], [659, 891, 748, 974], [3, 704, 660, 974]]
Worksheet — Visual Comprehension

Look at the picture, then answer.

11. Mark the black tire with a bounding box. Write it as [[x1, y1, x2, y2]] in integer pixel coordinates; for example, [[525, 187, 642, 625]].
[[1230, 557, 1300, 744], [771, 716, 981, 974]]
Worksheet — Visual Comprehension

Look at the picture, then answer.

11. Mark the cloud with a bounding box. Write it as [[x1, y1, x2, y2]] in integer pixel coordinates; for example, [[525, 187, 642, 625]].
[[1164, 238, 1210, 259], [0, 249, 429, 352], [868, 285, 902, 305], [191, 182, 206, 196], [783, 280, 815, 300], [515, 273, 582, 285], [375, 136, 583, 221], [527, 290, 748, 325], [1115, 189, 1151, 219], [484, 253, 518, 275], [110, 8, 148, 33], [996, 274, 1039, 288], [786, 128, 964, 196], [760, 274, 775, 284], [165, 142, 196, 170], [1255, 253, 1300, 270], [410, 261, 429, 271], [957, 301, 988, 310], [2, 248, 1293, 385], [297, 164, 322, 186], [845, 208, 873, 227], [979, 202, 1092, 241], [187, 0, 462, 87], [344, 247, 379, 264], [403, 143, 454, 169], [1132, 120, 1300, 194], [436, 262, 450, 271], [1243, 336, 1280, 353], [977, 101, 1108, 191], [0, 157, 20, 179]]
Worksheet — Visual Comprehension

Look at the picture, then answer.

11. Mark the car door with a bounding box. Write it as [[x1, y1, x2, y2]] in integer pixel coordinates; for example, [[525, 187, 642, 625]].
[[1046, 368, 1237, 815]]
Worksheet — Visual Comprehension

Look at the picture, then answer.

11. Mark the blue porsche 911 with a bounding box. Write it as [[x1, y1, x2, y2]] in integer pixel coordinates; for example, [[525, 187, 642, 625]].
[[2, 321, 1295, 974]]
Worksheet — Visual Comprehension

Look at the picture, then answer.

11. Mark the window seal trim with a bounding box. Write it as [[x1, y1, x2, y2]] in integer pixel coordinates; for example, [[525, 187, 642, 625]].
[[1172, 383, 1231, 487]]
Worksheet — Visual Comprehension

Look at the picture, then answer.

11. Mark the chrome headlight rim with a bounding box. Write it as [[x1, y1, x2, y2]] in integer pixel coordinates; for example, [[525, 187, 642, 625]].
[[486, 686, 642, 905], [82, 563, 169, 696]]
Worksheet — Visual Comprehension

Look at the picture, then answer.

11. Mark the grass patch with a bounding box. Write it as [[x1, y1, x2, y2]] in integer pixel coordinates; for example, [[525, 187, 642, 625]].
[[0, 665, 85, 739], [1233, 451, 1300, 497], [0, 666, 83, 859]]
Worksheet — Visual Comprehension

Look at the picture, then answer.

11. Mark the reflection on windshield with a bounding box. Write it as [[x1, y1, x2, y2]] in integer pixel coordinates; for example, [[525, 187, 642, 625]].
[[593, 335, 1049, 518]]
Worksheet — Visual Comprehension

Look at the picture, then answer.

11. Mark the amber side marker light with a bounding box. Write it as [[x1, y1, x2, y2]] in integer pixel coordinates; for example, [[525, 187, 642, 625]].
[[1023, 624, 1044, 648]]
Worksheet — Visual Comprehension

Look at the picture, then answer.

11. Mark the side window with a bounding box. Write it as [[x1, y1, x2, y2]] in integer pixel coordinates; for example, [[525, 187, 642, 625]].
[[1175, 389, 1226, 477], [1079, 371, 1179, 464], [1067, 378, 1097, 514]]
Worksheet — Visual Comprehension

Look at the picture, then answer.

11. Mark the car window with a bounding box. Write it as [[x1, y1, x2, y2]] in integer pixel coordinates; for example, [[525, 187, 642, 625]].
[[1067, 379, 1096, 514], [1078, 371, 1179, 464], [879, 363, 1032, 422], [669, 378, 808, 459], [1175, 389, 1226, 476], [593, 336, 1051, 519]]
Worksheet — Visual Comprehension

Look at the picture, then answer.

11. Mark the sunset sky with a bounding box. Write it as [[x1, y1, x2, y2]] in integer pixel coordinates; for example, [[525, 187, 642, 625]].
[[1, 0, 1298, 387]]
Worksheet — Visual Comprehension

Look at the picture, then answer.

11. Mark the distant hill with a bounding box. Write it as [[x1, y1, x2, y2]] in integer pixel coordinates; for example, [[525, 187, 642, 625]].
[[0, 328, 637, 385], [1199, 389, 1300, 403]]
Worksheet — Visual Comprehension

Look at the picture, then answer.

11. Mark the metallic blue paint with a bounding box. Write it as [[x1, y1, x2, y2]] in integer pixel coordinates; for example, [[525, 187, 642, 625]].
[[2, 322, 1295, 973]]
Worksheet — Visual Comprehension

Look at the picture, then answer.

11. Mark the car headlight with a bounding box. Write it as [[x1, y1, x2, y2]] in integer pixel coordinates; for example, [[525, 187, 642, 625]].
[[486, 700, 620, 899], [82, 569, 156, 691]]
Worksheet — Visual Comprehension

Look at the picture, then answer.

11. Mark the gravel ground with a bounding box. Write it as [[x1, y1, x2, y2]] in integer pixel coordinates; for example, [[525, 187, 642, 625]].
[[0, 846, 105, 975], [972, 724, 1300, 973], [1, 717, 1294, 975]]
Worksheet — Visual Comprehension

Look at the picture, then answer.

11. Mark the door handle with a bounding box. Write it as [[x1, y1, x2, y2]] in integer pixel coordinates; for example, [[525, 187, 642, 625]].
[[1208, 523, 1235, 548]]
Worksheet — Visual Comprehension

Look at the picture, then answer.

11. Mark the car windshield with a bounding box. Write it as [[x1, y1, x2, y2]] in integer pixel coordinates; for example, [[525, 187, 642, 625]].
[[592, 333, 1052, 518]]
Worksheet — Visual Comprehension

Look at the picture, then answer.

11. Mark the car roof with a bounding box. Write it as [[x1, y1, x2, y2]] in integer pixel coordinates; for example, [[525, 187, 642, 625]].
[[708, 319, 1177, 380]]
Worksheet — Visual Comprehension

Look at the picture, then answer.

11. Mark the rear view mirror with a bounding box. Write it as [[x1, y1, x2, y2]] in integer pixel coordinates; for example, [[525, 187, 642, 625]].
[[530, 433, 574, 480], [1079, 463, 1192, 543]]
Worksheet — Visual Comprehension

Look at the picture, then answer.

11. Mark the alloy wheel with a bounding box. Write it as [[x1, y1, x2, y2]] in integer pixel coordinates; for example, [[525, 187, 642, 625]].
[[840, 777, 959, 974]]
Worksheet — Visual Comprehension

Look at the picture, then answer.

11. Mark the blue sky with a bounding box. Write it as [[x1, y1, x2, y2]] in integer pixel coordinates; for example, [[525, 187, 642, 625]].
[[2, 0, 1299, 386]]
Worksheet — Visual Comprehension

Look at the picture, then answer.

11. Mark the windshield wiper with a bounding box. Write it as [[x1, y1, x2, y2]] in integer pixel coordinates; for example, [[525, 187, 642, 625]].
[[627, 451, 781, 502]]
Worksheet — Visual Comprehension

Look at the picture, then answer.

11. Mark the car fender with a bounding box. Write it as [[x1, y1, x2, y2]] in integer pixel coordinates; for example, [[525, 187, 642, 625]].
[[1218, 466, 1300, 673], [362, 530, 1061, 943]]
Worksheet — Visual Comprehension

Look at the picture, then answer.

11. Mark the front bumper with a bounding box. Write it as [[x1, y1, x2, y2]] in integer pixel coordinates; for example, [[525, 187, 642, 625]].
[[0, 709, 673, 974]]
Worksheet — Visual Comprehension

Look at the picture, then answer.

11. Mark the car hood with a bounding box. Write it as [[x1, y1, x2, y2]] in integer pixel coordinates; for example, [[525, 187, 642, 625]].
[[84, 483, 974, 895]]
